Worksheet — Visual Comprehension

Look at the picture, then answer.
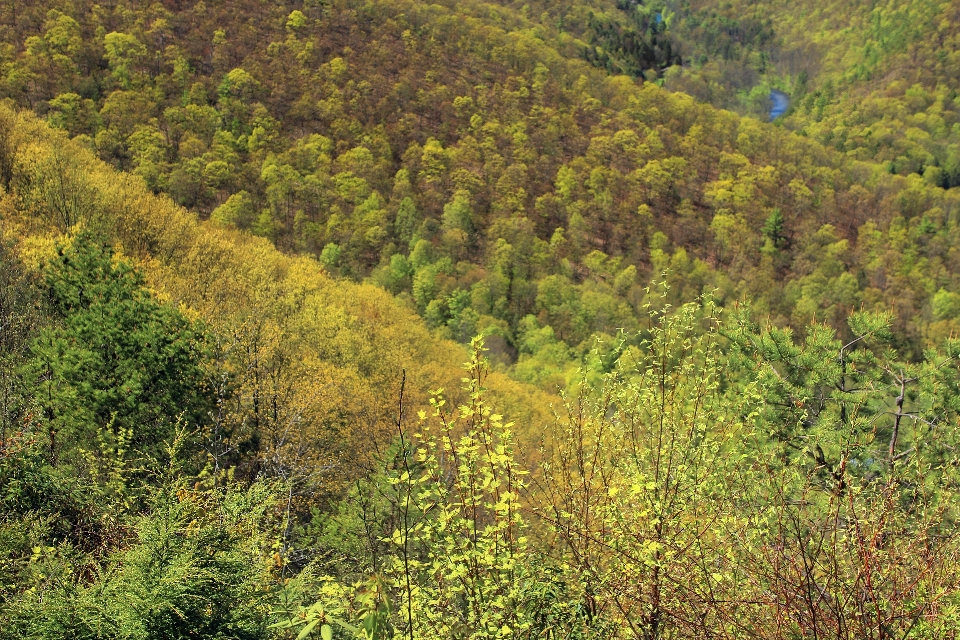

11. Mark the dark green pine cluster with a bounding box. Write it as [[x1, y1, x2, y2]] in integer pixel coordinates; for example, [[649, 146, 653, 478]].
[[0, 236, 273, 639]]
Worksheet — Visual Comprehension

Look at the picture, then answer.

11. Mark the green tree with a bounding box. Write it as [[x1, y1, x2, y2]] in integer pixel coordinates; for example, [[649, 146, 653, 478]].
[[102, 32, 147, 90], [27, 232, 211, 464], [2, 480, 277, 640]]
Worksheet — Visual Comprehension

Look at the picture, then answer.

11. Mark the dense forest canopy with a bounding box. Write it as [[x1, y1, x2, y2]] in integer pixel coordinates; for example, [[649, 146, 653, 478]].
[[646, 0, 960, 186], [2, 0, 960, 637], [3, 0, 960, 380]]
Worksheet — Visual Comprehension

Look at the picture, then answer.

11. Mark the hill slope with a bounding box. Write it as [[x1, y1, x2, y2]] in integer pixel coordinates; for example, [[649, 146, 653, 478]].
[[4, 2, 960, 638], [0, 105, 556, 494], [655, 0, 960, 184], [3, 0, 960, 369]]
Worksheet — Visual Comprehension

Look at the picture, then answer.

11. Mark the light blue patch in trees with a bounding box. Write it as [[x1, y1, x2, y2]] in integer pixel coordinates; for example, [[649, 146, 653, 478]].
[[770, 90, 790, 120]]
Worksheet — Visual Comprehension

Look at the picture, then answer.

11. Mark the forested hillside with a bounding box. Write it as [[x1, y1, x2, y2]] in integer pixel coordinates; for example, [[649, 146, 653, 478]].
[[2, 103, 555, 483], [3, 0, 960, 637], [654, 0, 960, 186], [3, 0, 960, 386], [0, 106, 565, 635], [514, 0, 960, 187]]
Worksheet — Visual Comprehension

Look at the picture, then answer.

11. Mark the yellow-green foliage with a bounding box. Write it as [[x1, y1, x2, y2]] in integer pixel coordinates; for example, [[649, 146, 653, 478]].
[[664, 0, 960, 184], [0, 106, 556, 497], [5, 1, 960, 637], [7, 0, 960, 367], [276, 295, 960, 638]]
